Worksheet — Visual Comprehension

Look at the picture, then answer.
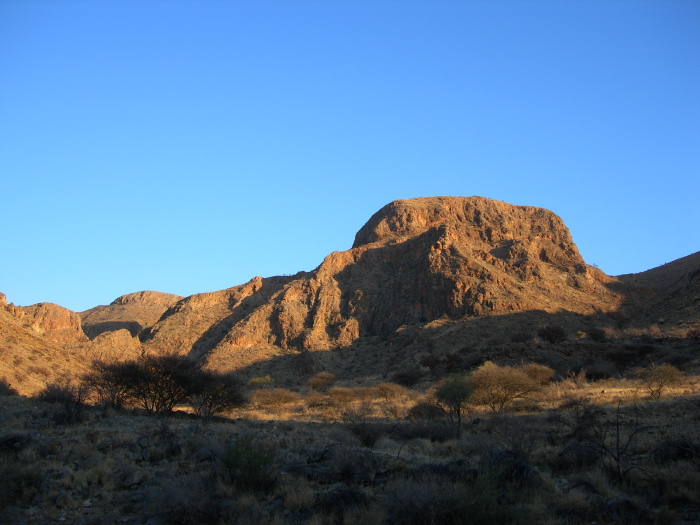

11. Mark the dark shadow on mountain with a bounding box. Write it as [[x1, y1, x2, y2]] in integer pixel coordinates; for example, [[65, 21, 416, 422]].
[[185, 275, 299, 361], [220, 305, 698, 388], [84, 321, 143, 340]]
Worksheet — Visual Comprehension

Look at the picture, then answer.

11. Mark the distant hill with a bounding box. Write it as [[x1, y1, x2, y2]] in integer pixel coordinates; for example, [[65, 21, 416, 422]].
[[80, 291, 183, 339]]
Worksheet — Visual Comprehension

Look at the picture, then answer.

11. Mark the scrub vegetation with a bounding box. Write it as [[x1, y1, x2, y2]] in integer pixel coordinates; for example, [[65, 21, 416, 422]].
[[1, 327, 699, 525]]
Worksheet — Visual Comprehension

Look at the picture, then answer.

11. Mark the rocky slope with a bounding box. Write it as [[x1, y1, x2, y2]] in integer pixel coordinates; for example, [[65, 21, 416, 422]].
[[0, 294, 90, 395], [80, 291, 183, 339], [617, 251, 700, 331], [3, 196, 698, 391], [140, 197, 627, 374], [10, 301, 87, 345]]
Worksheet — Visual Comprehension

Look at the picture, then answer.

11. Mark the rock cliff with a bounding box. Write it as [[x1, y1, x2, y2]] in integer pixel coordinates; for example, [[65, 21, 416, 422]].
[[15, 302, 88, 344], [142, 197, 623, 368]]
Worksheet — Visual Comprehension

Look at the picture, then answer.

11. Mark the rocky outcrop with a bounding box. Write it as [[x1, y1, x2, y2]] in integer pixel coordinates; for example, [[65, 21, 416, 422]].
[[80, 291, 183, 339], [111, 291, 183, 307], [16, 302, 88, 344], [0, 297, 90, 395], [143, 197, 623, 368]]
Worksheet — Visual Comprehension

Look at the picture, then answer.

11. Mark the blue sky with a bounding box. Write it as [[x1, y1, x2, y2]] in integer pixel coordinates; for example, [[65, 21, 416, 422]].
[[1, 1, 699, 312]]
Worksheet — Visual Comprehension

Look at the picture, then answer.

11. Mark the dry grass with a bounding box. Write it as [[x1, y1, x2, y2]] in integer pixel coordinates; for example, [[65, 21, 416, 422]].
[[1, 368, 699, 524]]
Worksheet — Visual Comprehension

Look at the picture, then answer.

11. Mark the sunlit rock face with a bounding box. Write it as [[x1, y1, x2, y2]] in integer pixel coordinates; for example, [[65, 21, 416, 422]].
[[143, 197, 621, 365]]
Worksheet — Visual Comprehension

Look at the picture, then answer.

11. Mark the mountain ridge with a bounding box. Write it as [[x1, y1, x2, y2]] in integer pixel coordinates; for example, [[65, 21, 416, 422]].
[[2, 196, 698, 393]]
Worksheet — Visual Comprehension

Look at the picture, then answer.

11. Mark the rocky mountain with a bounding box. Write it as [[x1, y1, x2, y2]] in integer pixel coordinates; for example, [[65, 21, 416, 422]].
[[140, 197, 629, 377], [2, 196, 698, 392], [80, 291, 183, 339], [8, 300, 87, 345], [0, 294, 90, 395]]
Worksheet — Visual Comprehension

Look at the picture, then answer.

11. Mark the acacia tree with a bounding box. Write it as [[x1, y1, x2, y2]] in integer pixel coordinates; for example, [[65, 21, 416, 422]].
[[435, 375, 473, 438], [635, 363, 682, 399], [84, 360, 140, 409], [127, 354, 200, 414], [470, 362, 537, 413], [187, 370, 247, 421]]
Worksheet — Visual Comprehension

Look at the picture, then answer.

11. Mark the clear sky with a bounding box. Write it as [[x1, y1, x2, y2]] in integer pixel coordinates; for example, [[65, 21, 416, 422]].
[[1, 1, 699, 312]]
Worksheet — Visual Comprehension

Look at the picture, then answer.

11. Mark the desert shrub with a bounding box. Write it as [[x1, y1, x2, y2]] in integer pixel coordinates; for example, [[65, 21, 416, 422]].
[[510, 331, 533, 344], [658, 352, 693, 370], [394, 420, 456, 442], [650, 438, 700, 463], [155, 473, 221, 524], [36, 381, 89, 423], [444, 352, 464, 372], [0, 459, 41, 509], [606, 349, 640, 372], [686, 328, 700, 340], [420, 354, 442, 371], [470, 362, 537, 413], [0, 434, 31, 456], [187, 370, 247, 420], [84, 360, 141, 409], [251, 387, 301, 414], [435, 375, 473, 438], [635, 344, 657, 358], [406, 401, 446, 420], [490, 449, 541, 488], [589, 327, 607, 342], [521, 363, 555, 385], [538, 325, 567, 343], [584, 362, 616, 380], [385, 474, 514, 525], [373, 382, 405, 402], [343, 413, 385, 448], [223, 435, 277, 491], [634, 363, 682, 399], [327, 386, 357, 406], [392, 367, 423, 387], [305, 391, 333, 409], [127, 354, 200, 414], [307, 371, 336, 391], [247, 375, 273, 388], [553, 398, 607, 442], [0, 379, 18, 396]]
